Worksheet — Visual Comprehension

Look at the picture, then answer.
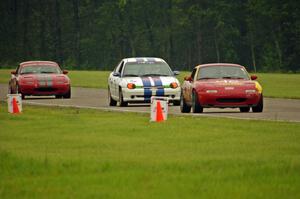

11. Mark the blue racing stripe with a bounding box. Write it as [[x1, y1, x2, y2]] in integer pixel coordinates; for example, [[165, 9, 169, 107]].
[[141, 77, 152, 102], [152, 77, 164, 96]]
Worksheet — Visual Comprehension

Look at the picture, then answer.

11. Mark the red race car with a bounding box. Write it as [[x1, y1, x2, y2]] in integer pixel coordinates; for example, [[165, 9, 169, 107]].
[[180, 63, 263, 113], [9, 61, 71, 99]]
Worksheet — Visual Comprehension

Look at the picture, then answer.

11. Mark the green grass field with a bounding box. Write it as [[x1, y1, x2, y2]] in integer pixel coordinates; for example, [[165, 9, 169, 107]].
[[255, 73, 300, 99], [0, 104, 300, 198], [0, 69, 11, 84], [1, 69, 300, 99], [68, 70, 111, 88]]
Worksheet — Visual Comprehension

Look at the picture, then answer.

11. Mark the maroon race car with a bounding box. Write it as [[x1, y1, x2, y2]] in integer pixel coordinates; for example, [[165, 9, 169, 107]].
[[180, 63, 263, 113], [9, 61, 71, 99]]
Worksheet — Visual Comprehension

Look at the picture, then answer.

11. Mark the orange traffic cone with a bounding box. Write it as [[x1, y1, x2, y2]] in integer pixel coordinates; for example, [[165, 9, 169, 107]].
[[12, 97, 20, 114], [156, 101, 164, 122]]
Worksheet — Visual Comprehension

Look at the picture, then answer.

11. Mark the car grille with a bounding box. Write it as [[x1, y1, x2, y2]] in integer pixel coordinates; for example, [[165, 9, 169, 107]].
[[216, 98, 246, 103], [35, 87, 57, 92]]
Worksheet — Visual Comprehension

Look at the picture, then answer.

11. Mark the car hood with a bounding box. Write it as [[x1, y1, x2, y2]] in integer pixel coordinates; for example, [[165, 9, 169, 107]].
[[18, 74, 70, 85], [124, 76, 180, 87], [19, 73, 69, 80], [195, 79, 257, 89]]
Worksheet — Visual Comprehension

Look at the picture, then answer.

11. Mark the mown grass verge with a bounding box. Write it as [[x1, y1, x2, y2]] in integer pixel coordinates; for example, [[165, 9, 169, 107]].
[[0, 104, 299, 198], [1, 69, 300, 99]]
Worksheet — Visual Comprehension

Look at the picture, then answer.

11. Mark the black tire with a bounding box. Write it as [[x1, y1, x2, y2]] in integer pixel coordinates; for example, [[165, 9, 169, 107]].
[[11, 84, 18, 94], [119, 88, 128, 107], [9, 82, 16, 94], [55, 95, 62, 99], [240, 107, 250, 112], [180, 93, 191, 113], [108, 87, 117, 106], [173, 100, 180, 106], [16, 84, 25, 99], [63, 88, 71, 99], [16, 84, 19, 94], [252, 94, 263, 112], [8, 86, 12, 94], [192, 91, 203, 113]]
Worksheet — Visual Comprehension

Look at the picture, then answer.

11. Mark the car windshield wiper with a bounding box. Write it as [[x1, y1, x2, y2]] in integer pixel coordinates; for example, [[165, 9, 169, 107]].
[[232, 77, 245, 79], [41, 71, 55, 74], [20, 72, 33, 74], [222, 76, 245, 79], [199, 77, 217, 80], [123, 74, 139, 77], [222, 76, 233, 79], [142, 74, 167, 77]]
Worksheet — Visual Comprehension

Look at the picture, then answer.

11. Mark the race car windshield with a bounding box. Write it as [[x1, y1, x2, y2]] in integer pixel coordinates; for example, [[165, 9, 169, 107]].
[[123, 62, 173, 77], [197, 66, 249, 80], [20, 65, 61, 74]]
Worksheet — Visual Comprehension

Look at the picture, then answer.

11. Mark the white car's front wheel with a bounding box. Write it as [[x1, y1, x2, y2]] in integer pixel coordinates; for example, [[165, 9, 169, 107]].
[[108, 87, 117, 106], [119, 88, 128, 107]]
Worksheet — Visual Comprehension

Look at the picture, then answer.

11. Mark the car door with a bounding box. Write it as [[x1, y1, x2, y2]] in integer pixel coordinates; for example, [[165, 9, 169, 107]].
[[109, 62, 119, 98], [114, 61, 124, 99], [109, 61, 124, 98]]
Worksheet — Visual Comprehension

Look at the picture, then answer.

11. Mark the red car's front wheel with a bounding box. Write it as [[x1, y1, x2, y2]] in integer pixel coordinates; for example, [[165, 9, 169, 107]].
[[63, 88, 71, 99], [12, 84, 25, 99], [180, 92, 191, 113], [252, 94, 263, 112], [192, 91, 203, 113], [240, 107, 250, 112]]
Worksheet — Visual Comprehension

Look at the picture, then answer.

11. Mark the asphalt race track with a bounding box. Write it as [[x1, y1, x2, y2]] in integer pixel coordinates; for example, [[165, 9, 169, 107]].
[[1, 84, 300, 122]]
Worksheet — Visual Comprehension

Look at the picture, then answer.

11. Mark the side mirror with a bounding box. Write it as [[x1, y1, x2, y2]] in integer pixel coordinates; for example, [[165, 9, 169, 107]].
[[62, 70, 68, 74], [11, 71, 17, 75], [113, 72, 120, 77], [173, 71, 180, 76], [250, 75, 257, 80], [184, 76, 193, 81]]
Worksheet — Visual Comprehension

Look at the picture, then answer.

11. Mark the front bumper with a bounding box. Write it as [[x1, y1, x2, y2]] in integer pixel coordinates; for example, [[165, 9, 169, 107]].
[[19, 84, 70, 96], [198, 91, 261, 108], [122, 87, 181, 103]]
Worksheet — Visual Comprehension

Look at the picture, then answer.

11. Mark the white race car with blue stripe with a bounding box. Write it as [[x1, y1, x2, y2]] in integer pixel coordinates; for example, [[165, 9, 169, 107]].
[[108, 57, 181, 106]]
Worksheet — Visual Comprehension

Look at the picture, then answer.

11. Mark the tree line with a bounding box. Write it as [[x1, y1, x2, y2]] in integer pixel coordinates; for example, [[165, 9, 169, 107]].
[[0, 0, 299, 72]]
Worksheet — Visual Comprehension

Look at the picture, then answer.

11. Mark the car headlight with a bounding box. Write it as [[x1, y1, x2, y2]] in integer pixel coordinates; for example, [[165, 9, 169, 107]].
[[57, 81, 65, 84], [22, 80, 34, 85], [206, 90, 218, 93], [255, 82, 263, 93], [57, 77, 69, 84], [20, 77, 34, 85], [127, 83, 136, 89], [170, 82, 178, 89], [245, 89, 256, 93]]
